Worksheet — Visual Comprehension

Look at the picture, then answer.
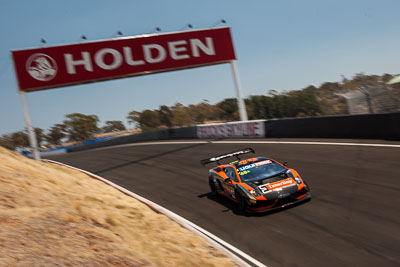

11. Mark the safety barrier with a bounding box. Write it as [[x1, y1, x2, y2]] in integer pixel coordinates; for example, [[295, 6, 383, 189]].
[[264, 112, 400, 139], [68, 126, 197, 152], [68, 112, 400, 152]]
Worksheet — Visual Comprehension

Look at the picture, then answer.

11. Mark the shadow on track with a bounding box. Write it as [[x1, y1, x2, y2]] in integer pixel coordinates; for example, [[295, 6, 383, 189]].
[[94, 142, 208, 175], [198, 192, 311, 217]]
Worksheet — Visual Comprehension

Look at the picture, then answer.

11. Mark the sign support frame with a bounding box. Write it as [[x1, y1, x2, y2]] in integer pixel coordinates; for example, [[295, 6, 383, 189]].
[[230, 60, 248, 121], [19, 91, 40, 160], [12, 28, 247, 160]]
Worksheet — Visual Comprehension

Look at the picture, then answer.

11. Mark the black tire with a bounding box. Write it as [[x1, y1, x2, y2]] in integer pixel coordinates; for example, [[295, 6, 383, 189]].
[[235, 191, 247, 212], [304, 180, 310, 191], [209, 178, 218, 196]]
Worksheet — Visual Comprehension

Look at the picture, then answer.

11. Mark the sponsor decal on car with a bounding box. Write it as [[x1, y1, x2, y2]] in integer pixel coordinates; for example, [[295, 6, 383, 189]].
[[238, 160, 271, 171], [258, 178, 295, 193], [266, 178, 295, 190], [238, 170, 250, 176]]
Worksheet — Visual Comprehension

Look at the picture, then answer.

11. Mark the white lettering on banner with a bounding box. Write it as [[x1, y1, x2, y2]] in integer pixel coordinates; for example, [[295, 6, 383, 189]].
[[95, 48, 123, 70], [65, 52, 93, 74], [143, 44, 167, 63], [190, 38, 215, 57], [168, 40, 190, 60], [197, 121, 265, 138], [123, 47, 145, 66], [63, 38, 215, 75]]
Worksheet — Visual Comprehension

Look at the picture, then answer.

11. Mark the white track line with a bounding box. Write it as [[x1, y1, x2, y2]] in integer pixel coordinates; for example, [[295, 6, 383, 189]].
[[92, 140, 400, 151], [42, 159, 266, 267], [213, 140, 400, 148]]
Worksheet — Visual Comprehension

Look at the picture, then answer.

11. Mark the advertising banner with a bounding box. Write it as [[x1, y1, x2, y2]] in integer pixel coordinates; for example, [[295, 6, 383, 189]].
[[11, 27, 236, 92], [197, 120, 266, 138]]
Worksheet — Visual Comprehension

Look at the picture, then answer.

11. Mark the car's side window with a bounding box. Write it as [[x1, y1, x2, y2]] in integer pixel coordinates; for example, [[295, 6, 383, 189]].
[[224, 167, 238, 182]]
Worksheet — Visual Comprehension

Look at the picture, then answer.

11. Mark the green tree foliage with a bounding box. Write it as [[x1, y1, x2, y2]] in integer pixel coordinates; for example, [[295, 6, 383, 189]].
[[34, 128, 45, 147], [11, 131, 29, 148], [127, 111, 141, 127], [159, 105, 173, 127], [0, 128, 44, 150], [0, 134, 16, 150], [188, 100, 220, 123], [46, 124, 66, 146], [216, 98, 239, 121], [246, 95, 273, 119], [63, 113, 99, 141], [171, 103, 192, 127], [102, 120, 126, 132], [127, 109, 161, 131]]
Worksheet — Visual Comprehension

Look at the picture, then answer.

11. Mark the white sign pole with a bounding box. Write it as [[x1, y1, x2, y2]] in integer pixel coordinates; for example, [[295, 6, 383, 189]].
[[230, 60, 248, 121], [19, 91, 40, 160]]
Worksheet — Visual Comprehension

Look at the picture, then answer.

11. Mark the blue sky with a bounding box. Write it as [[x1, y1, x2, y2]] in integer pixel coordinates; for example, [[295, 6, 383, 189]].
[[1, 0, 399, 135]]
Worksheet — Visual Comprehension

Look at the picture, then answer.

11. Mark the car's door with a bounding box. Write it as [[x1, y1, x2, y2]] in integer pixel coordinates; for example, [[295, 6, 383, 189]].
[[221, 166, 238, 198]]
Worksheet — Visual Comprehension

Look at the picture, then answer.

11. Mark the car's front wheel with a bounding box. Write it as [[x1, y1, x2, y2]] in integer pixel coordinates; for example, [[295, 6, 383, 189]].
[[303, 180, 310, 191], [235, 191, 248, 212]]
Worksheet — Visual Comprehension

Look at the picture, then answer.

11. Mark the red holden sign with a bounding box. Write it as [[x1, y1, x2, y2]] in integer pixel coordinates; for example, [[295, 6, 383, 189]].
[[11, 27, 236, 92]]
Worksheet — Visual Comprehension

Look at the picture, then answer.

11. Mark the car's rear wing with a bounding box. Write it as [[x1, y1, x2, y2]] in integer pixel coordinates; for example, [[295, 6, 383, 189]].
[[200, 147, 255, 166]]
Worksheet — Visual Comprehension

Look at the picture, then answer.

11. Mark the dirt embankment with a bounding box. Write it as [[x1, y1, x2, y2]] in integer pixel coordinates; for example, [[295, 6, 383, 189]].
[[0, 147, 236, 266]]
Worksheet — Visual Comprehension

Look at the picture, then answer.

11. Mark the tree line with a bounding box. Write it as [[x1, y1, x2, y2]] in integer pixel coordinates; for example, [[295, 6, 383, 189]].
[[128, 73, 398, 130], [1, 73, 398, 150], [0, 114, 126, 150]]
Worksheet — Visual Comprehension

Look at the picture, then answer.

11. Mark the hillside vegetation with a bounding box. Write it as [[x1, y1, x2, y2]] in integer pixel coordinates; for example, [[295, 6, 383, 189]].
[[0, 147, 235, 266]]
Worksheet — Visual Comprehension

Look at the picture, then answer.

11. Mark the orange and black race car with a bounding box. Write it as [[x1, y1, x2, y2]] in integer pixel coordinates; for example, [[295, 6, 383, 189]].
[[201, 148, 311, 213]]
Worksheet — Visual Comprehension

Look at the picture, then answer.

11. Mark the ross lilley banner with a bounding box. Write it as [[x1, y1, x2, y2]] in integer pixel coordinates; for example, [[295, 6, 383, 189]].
[[11, 27, 236, 92], [197, 120, 266, 138]]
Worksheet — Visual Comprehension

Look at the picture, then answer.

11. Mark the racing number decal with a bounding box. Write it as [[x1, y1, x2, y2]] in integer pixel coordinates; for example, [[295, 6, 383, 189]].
[[258, 185, 269, 194]]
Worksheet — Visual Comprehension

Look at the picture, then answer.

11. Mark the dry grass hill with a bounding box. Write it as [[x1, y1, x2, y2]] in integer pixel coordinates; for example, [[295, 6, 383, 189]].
[[0, 147, 235, 266]]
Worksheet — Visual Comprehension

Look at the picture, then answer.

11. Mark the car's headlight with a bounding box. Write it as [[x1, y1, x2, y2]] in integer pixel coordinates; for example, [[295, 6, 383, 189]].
[[287, 170, 302, 184], [250, 190, 261, 196]]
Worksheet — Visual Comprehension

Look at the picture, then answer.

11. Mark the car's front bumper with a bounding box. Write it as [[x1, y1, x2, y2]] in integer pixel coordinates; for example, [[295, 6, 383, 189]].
[[246, 191, 311, 213]]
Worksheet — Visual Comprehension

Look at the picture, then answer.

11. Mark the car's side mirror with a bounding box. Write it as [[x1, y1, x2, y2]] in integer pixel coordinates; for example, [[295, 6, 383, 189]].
[[215, 167, 221, 172], [226, 178, 232, 184], [283, 162, 288, 166]]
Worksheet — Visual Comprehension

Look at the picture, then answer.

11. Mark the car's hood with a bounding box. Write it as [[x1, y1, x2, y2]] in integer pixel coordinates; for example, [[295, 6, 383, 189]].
[[245, 174, 299, 197], [245, 173, 289, 187]]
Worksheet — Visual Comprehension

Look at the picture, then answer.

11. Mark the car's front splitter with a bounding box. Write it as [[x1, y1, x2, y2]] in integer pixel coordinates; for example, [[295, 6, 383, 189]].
[[246, 192, 311, 213]]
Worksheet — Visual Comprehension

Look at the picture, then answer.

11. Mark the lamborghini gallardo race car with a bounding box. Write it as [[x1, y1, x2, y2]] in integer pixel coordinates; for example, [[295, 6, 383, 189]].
[[201, 148, 311, 213]]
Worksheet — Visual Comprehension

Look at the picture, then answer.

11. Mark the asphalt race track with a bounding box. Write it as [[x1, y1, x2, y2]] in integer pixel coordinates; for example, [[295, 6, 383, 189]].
[[47, 139, 400, 267]]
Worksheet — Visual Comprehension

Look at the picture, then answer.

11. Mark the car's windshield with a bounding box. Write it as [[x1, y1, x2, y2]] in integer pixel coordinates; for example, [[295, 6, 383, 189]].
[[236, 160, 286, 182]]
